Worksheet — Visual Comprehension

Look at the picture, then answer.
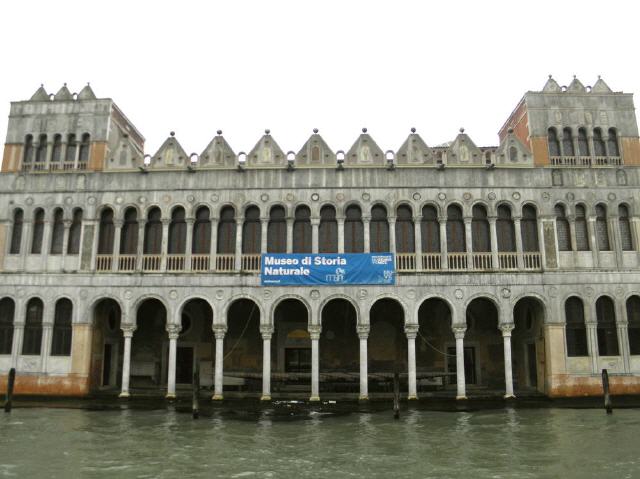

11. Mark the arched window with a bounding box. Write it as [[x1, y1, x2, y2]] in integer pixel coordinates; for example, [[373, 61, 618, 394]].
[[344, 205, 364, 253], [547, 128, 560, 157], [555, 204, 571, 251], [596, 296, 619, 356], [51, 134, 62, 164], [395, 205, 414, 253], [50, 208, 64, 254], [575, 204, 589, 251], [421, 205, 440, 253], [0, 298, 15, 355], [143, 207, 162, 254], [192, 206, 211, 254], [293, 205, 312, 253], [267, 206, 287, 253], [619, 204, 633, 251], [67, 208, 82, 254], [471, 204, 490, 252], [319, 205, 337, 253], [9, 209, 23, 254], [78, 133, 90, 164], [242, 206, 261, 254], [446, 205, 465, 252], [120, 207, 138, 254], [66, 134, 77, 163], [98, 208, 115, 254], [51, 298, 72, 356], [370, 204, 389, 252], [35, 134, 48, 164], [509, 146, 518, 162], [217, 206, 236, 254], [608, 128, 619, 157], [565, 297, 588, 357], [593, 128, 606, 157], [22, 298, 43, 355], [578, 128, 589, 157], [595, 204, 610, 251], [497, 205, 516, 252], [168, 207, 186, 254], [23, 134, 34, 166], [521, 205, 539, 252], [31, 208, 45, 254], [562, 128, 574, 156], [626, 296, 640, 355]]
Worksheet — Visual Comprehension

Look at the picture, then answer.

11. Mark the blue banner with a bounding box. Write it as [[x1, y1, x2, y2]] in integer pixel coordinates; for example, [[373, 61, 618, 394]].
[[261, 253, 395, 286]]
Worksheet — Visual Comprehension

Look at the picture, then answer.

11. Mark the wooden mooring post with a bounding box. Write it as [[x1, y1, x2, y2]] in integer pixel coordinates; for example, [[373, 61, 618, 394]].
[[192, 361, 200, 419], [4, 368, 15, 413], [602, 369, 612, 414], [393, 371, 400, 420]]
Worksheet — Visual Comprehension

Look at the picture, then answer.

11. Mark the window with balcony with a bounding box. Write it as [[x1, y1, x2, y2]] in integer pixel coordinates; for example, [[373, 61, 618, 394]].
[[319, 205, 338, 253], [293, 205, 312, 253], [370, 204, 389, 253]]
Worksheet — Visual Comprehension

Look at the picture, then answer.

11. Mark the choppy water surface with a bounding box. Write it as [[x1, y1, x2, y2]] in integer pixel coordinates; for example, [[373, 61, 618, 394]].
[[1, 405, 639, 478]]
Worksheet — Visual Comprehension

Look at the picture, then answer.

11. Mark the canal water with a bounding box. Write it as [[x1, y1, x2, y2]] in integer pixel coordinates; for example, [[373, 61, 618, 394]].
[[1, 405, 639, 478]]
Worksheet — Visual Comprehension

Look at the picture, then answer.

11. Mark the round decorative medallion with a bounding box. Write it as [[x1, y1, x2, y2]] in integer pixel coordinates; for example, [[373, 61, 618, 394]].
[[45, 196, 54, 205], [608, 192, 617, 201], [358, 289, 368, 299], [512, 192, 521, 201], [412, 192, 421, 201], [286, 193, 295, 202], [406, 289, 416, 300], [64, 196, 73, 205], [169, 290, 178, 300], [463, 192, 472, 202], [362, 192, 371, 202], [311, 193, 320, 202], [501, 288, 511, 299], [336, 193, 345, 202], [138, 196, 147, 204], [115, 196, 124, 204], [454, 289, 464, 300], [162, 195, 171, 203], [124, 290, 133, 300], [187, 195, 195, 203], [584, 286, 595, 297], [79, 289, 88, 299], [310, 290, 320, 300], [263, 289, 272, 300], [615, 286, 625, 297], [565, 192, 575, 201], [215, 290, 224, 300], [87, 196, 96, 205], [260, 193, 269, 202], [25, 197, 34, 205], [438, 192, 447, 201], [210, 194, 219, 203], [548, 286, 558, 298], [487, 192, 496, 201], [541, 192, 551, 202]]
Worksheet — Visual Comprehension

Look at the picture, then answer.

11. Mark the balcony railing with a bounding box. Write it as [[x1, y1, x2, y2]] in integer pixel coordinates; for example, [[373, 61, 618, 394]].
[[498, 252, 518, 270], [216, 254, 236, 272], [447, 253, 468, 270], [191, 254, 210, 272], [142, 254, 162, 271], [118, 254, 137, 272], [166, 254, 186, 272], [472, 252, 493, 270], [241, 254, 261, 272], [523, 252, 542, 270], [96, 255, 113, 272], [396, 253, 416, 272], [421, 253, 441, 271]]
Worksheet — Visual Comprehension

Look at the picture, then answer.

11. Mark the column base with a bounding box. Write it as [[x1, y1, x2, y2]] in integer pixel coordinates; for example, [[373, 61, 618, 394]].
[[407, 395, 418, 401], [309, 396, 321, 402], [456, 395, 468, 400], [260, 395, 272, 401], [358, 395, 369, 401], [166, 393, 176, 400], [211, 394, 224, 401], [504, 394, 516, 400], [118, 392, 130, 399]]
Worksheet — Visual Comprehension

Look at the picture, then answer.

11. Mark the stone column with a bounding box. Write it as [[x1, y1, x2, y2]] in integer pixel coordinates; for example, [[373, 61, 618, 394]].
[[452, 325, 467, 399], [260, 325, 274, 401], [119, 323, 136, 398], [617, 300, 631, 373], [286, 218, 294, 253], [136, 221, 145, 271], [585, 300, 599, 373], [414, 216, 422, 271], [61, 219, 71, 261], [405, 323, 418, 400], [630, 217, 640, 252], [567, 214, 577, 252], [112, 220, 123, 271], [587, 134, 596, 164], [513, 216, 524, 269], [166, 323, 180, 399], [500, 323, 515, 398], [388, 217, 397, 253], [40, 305, 55, 373], [185, 218, 194, 271], [363, 216, 371, 253], [357, 324, 369, 400], [309, 324, 321, 401], [464, 217, 473, 269], [209, 219, 218, 269], [587, 216, 599, 267], [489, 216, 499, 269], [609, 214, 623, 268], [439, 216, 448, 270], [260, 218, 268, 253], [337, 217, 345, 253], [20, 220, 31, 270], [212, 325, 227, 400], [41, 218, 52, 267], [160, 218, 170, 270], [234, 219, 243, 270], [311, 218, 320, 253]]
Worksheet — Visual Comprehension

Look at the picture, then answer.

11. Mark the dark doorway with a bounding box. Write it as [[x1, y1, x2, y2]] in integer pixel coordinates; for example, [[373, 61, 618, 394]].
[[527, 343, 538, 388], [285, 348, 311, 372], [176, 346, 194, 384], [447, 346, 477, 385], [102, 343, 113, 387]]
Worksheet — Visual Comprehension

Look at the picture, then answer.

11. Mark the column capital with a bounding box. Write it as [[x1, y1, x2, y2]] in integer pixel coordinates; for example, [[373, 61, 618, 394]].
[[413, 215, 422, 223], [212, 324, 227, 338], [310, 218, 320, 226], [452, 325, 466, 339], [499, 323, 515, 336], [308, 324, 322, 340], [185, 218, 195, 225], [166, 323, 181, 340], [463, 216, 472, 224], [63, 219, 73, 227], [404, 323, 419, 338], [362, 216, 371, 223], [161, 218, 171, 226], [438, 215, 447, 223], [388, 217, 397, 225], [356, 324, 370, 339], [260, 324, 274, 339], [113, 220, 124, 228], [121, 323, 136, 337]]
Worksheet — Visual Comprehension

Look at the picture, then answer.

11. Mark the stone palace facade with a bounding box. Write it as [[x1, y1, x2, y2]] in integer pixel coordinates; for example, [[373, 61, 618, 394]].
[[2, 76, 640, 400]]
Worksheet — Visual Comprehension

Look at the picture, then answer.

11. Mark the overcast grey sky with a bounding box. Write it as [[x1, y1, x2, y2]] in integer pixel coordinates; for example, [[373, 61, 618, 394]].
[[1, 0, 638, 156]]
